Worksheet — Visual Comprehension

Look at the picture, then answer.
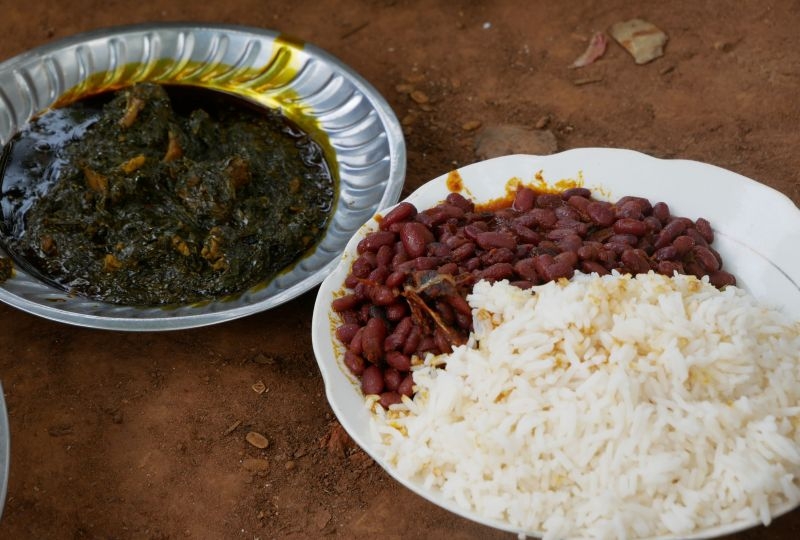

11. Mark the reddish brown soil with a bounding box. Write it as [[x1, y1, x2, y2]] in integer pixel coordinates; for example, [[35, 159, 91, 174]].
[[1, 1, 799, 539]]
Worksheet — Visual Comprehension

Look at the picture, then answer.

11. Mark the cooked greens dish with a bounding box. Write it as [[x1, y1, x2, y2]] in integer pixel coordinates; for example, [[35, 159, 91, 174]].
[[0, 83, 335, 305]]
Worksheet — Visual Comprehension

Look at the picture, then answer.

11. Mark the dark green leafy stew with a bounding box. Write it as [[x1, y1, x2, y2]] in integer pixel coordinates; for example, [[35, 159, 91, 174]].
[[0, 83, 335, 305]]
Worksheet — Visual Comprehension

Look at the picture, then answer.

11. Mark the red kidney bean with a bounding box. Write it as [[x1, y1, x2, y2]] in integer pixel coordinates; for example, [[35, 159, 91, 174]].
[[401, 222, 433, 258], [387, 316, 412, 342], [380, 202, 417, 230], [480, 262, 515, 281], [513, 187, 537, 211], [385, 302, 408, 321], [654, 219, 689, 248], [554, 250, 579, 268], [446, 192, 474, 212], [433, 328, 452, 355], [536, 193, 563, 209], [428, 242, 451, 258], [597, 248, 617, 268], [379, 391, 403, 408], [464, 257, 481, 271], [397, 375, 415, 397], [414, 257, 442, 271], [604, 242, 629, 256], [476, 231, 516, 250], [556, 234, 583, 253], [341, 310, 359, 325], [349, 327, 364, 355], [344, 274, 359, 288], [533, 253, 554, 276], [695, 218, 714, 243], [686, 228, 709, 247], [608, 233, 638, 246], [652, 201, 670, 223], [653, 245, 678, 261], [621, 249, 651, 274], [512, 223, 542, 244], [561, 187, 592, 199], [450, 241, 475, 262], [344, 351, 366, 376], [672, 235, 695, 256], [332, 294, 360, 312], [544, 260, 575, 281], [529, 208, 558, 228], [358, 230, 396, 254], [709, 270, 736, 288], [463, 224, 484, 242], [335, 323, 361, 344], [586, 202, 615, 227], [402, 325, 422, 356], [350, 256, 374, 279], [643, 216, 662, 233], [614, 218, 648, 237], [361, 365, 385, 395], [362, 317, 387, 364], [437, 262, 459, 275], [567, 195, 591, 214], [445, 293, 472, 316], [386, 351, 411, 372], [376, 244, 394, 267], [537, 240, 560, 256], [482, 247, 515, 265], [685, 260, 706, 279], [548, 228, 580, 241], [581, 260, 608, 275], [692, 245, 720, 272], [555, 206, 581, 221], [577, 244, 598, 261], [383, 367, 403, 391], [514, 258, 539, 281], [368, 265, 390, 284], [656, 260, 684, 277], [615, 201, 644, 220], [386, 270, 407, 288]]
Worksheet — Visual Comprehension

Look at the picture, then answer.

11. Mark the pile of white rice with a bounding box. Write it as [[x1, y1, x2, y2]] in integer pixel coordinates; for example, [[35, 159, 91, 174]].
[[370, 272, 800, 539]]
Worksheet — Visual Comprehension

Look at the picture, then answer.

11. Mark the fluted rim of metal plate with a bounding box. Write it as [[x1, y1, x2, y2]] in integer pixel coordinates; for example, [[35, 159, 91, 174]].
[[0, 23, 406, 331], [0, 382, 8, 520]]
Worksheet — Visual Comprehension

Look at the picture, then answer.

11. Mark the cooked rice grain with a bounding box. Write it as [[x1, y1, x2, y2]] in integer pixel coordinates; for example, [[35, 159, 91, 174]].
[[371, 272, 800, 539]]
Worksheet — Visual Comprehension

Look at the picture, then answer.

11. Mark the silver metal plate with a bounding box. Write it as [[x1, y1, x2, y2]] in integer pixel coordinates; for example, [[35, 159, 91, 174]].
[[0, 23, 406, 330]]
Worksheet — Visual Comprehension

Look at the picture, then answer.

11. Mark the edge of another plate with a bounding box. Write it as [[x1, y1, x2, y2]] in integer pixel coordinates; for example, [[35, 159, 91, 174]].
[[312, 149, 800, 539]]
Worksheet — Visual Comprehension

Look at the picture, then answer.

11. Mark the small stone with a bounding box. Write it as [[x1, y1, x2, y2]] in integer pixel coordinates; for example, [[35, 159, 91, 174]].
[[401, 114, 417, 126], [246, 431, 269, 449], [252, 381, 266, 394], [535, 115, 550, 129], [314, 508, 332, 530], [410, 90, 430, 104], [242, 458, 269, 472], [285, 460, 296, 470], [461, 120, 482, 131], [252, 353, 275, 365], [404, 73, 425, 84], [419, 103, 434, 112], [474, 125, 558, 159], [609, 19, 668, 65], [395, 83, 413, 94], [112, 411, 124, 424]]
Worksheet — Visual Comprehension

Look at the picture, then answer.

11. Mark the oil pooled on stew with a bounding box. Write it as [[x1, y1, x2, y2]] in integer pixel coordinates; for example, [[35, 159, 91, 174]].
[[0, 83, 335, 305]]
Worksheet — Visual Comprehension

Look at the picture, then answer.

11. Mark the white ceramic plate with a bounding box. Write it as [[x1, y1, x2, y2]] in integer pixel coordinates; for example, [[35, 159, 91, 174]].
[[311, 149, 800, 539]]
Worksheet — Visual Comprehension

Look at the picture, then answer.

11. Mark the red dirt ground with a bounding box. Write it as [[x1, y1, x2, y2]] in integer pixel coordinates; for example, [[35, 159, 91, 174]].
[[1, 1, 798, 539]]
